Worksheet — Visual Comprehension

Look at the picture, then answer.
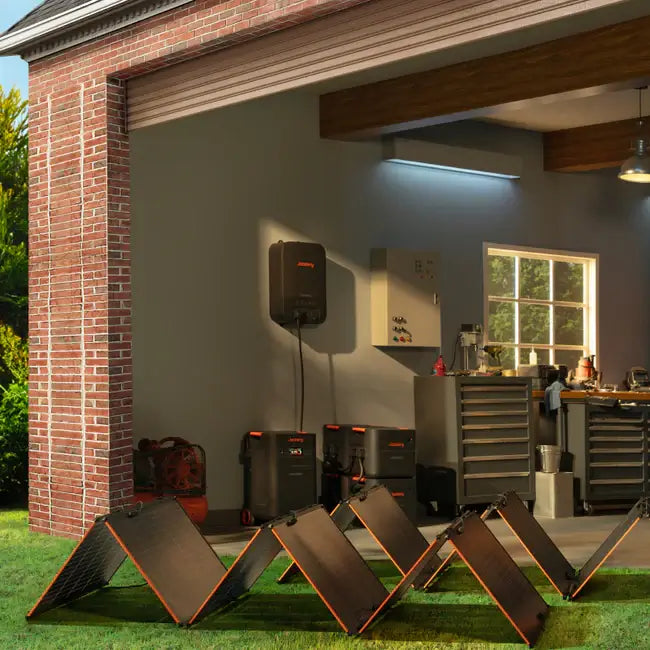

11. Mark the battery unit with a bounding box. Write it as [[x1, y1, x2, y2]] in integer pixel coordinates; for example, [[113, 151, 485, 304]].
[[269, 241, 327, 326], [241, 430, 316, 523], [323, 424, 416, 478], [346, 476, 417, 522]]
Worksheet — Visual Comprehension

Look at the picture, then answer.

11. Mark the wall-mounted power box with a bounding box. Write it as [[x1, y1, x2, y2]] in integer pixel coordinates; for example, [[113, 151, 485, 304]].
[[370, 248, 441, 347], [269, 241, 327, 326]]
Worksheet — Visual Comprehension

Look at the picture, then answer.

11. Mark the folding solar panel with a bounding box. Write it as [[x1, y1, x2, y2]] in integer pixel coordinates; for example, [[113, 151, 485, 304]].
[[495, 491, 576, 597], [447, 512, 548, 647], [27, 499, 227, 625], [278, 485, 443, 589], [571, 497, 648, 599], [277, 500, 357, 584], [191, 504, 390, 634], [491, 491, 649, 600], [359, 511, 548, 646]]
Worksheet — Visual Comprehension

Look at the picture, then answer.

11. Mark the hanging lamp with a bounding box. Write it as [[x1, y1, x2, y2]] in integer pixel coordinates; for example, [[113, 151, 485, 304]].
[[619, 86, 650, 183]]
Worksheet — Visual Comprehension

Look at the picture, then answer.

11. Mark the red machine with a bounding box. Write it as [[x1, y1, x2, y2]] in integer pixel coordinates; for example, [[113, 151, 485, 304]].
[[132, 437, 208, 524]]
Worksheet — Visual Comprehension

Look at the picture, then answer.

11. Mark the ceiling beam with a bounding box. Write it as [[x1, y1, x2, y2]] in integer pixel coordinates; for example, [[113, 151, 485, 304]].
[[544, 118, 643, 172], [320, 14, 650, 140]]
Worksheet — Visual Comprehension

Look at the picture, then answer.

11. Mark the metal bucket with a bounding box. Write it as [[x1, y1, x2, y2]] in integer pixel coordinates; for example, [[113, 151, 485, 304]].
[[538, 445, 562, 473]]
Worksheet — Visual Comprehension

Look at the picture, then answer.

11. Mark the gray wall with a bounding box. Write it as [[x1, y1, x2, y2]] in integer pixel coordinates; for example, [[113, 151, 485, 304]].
[[131, 91, 650, 509]]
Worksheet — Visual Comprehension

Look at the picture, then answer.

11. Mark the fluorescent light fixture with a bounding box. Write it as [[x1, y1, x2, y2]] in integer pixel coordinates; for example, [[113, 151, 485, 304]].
[[383, 138, 522, 180]]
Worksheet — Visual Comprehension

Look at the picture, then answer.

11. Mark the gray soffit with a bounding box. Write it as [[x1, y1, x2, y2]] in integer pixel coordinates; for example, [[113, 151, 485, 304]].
[[0, 0, 194, 61]]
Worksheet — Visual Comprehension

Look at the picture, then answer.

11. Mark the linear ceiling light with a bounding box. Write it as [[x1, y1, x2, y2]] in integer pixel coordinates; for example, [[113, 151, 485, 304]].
[[619, 87, 650, 183], [382, 138, 522, 179]]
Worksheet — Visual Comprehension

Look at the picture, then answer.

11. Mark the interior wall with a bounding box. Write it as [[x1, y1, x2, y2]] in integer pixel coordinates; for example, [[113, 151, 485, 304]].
[[130, 91, 650, 510]]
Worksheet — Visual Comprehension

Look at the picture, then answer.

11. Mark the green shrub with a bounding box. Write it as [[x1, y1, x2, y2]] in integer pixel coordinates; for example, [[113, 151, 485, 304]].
[[0, 380, 27, 503]]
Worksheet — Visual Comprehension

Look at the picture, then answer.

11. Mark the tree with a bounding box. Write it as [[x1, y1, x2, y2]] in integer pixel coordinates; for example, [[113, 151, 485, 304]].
[[0, 86, 28, 503], [0, 87, 28, 338]]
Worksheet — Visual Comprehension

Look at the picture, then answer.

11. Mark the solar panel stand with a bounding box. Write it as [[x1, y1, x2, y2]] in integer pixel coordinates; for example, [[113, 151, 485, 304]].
[[278, 485, 443, 589], [493, 491, 578, 598], [492, 491, 650, 601], [570, 496, 649, 600], [276, 500, 357, 584], [421, 505, 492, 591], [27, 499, 227, 625], [190, 504, 390, 634], [359, 511, 548, 646]]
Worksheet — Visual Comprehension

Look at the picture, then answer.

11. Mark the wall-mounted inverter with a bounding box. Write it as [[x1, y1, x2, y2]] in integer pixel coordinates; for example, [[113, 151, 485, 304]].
[[269, 241, 326, 326]]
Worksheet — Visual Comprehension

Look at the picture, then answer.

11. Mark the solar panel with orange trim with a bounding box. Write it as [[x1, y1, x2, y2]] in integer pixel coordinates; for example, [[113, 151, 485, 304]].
[[278, 485, 443, 588], [358, 511, 548, 647], [190, 504, 389, 633], [27, 499, 226, 625], [493, 491, 649, 600]]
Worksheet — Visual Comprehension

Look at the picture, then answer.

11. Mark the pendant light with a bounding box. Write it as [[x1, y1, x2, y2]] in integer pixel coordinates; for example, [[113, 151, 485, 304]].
[[619, 86, 650, 183]]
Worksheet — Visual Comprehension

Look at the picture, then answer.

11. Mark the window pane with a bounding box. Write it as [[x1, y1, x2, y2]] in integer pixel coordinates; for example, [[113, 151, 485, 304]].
[[520, 258, 550, 300], [500, 347, 516, 370], [554, 261, 584, 303], [519, 304, 550, 344], [488, 300, 515, 342], [554, 349, 585, 370], [519, 347, 550, 365], [555, 306, 584, 346], [487, 255, 515, 297]]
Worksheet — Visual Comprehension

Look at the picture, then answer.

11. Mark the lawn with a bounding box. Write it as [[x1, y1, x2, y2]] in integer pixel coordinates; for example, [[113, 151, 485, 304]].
[[1, 509, 650, 649]]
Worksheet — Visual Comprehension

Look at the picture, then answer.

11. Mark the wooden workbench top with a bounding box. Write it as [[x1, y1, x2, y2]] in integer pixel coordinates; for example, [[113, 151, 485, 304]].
[[532, 389, 650, 401]]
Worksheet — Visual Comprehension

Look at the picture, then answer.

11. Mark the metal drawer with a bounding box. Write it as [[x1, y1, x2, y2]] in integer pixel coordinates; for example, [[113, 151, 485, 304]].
[[589, 451, 643, 464], [463, 474, 531, 500], [588, 465, 643, 481], [462, 426, 529, 441], [463, 457, 530, 475], [461, 413, 528, 427], [461, 398, 529, 413], [460, 387, 528, 402], [463, 441, 530, 457]]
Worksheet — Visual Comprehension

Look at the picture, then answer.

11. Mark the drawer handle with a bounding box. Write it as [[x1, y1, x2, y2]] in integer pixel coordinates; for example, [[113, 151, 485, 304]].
[[462, 437, 529, 444], [464, 471, 529, 479]]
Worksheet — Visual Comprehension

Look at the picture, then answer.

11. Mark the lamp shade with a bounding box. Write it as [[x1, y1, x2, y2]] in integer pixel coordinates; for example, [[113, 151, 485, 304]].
[[619, 138, 650, 183]]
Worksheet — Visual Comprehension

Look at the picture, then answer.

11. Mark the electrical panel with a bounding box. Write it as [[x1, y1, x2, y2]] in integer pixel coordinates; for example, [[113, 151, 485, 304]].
[[370, 248, 441, 347], [269, 241, 327, 326]]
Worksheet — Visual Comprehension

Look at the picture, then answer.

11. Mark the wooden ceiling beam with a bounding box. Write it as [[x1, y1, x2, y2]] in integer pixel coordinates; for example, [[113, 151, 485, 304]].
[[320, 15, 650, 140], [543, 118, 643, 172]]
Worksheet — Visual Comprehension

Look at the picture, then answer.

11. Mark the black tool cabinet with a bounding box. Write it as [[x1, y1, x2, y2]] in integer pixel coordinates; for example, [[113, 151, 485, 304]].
[[583, 401, 649, 513], [414, 376, 535, 510]]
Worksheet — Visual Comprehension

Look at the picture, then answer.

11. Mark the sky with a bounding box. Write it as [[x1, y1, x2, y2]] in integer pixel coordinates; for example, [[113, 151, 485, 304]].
[[0, 0, 45, 98]]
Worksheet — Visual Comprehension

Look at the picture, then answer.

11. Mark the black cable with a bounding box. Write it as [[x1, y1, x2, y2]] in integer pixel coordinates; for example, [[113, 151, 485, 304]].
[[296, 316, 305, 432], [449, 333, 460, 371]]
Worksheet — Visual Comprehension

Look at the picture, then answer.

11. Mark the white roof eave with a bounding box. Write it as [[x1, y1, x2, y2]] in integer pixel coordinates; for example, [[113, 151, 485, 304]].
[[0, 0, 193, 58]]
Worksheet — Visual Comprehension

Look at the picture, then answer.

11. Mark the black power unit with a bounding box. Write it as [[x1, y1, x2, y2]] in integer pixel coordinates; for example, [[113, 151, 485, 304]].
[[322, 424, 417, 521], [323, 424, 415, 477], [269, 241, 327, 326], [345, 476, 418, 522], [240, 430, 316, 524]]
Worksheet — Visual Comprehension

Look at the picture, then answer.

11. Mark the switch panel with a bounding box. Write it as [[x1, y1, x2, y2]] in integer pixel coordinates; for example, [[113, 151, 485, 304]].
[[370, 249, 441, 347]]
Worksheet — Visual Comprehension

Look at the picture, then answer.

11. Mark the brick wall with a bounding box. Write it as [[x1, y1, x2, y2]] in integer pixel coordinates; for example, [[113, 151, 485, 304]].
[[28, 0, 374, 537]]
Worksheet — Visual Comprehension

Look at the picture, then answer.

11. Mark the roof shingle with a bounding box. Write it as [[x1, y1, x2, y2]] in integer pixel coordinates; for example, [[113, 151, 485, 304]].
[[6, 0, 90, 34]]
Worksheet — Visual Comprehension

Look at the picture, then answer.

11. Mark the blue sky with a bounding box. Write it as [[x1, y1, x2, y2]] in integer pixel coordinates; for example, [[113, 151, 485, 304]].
[[0, 0, 44, 98]]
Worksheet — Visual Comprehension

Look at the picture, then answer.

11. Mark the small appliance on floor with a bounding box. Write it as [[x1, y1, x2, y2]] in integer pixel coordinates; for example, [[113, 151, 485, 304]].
[[322, 424, 417, 521], [132, 437, 208, 524], [240, 430, 317, 525]]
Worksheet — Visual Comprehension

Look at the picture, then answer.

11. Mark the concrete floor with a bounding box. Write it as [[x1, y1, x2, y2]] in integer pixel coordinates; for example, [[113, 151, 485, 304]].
[[208, 513, 650, 568]]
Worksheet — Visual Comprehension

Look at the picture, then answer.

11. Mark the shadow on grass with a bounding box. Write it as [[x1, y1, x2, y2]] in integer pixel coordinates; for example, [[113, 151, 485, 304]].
[[31, 585, 173, 626], [574, 573, 650, 602], [27, 586, 601, 648]]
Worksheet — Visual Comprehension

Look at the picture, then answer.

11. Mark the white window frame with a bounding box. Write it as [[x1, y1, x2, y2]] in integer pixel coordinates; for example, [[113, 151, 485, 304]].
[[483, 242, 599, 369]]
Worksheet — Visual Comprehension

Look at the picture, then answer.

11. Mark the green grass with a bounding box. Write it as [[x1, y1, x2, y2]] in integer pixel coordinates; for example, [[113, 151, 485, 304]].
[[1, 509, 650, 649]]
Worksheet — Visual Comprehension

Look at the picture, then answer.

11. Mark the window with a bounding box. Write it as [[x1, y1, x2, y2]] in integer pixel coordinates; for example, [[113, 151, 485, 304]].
[[484, 244, 597, 370]]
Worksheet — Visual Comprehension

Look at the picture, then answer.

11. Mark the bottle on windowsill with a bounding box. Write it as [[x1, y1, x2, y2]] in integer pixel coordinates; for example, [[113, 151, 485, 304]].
[[529, 349, 538, 365]]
